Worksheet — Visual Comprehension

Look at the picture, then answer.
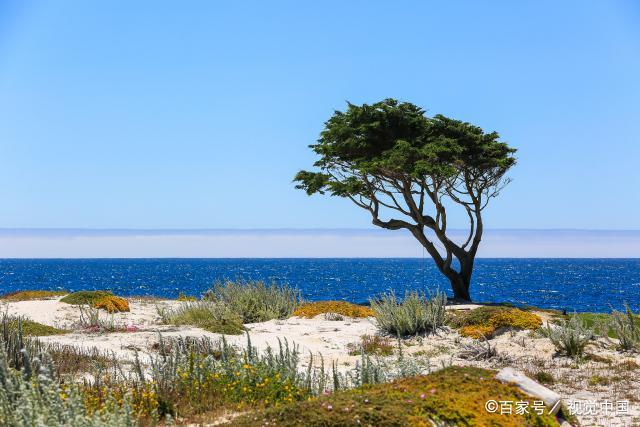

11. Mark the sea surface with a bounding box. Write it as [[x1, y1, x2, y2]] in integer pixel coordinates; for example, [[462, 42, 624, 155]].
[[1, 258, 639, 313]]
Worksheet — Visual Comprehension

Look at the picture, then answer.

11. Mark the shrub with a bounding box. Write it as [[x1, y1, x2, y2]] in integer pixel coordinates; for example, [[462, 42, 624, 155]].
[[93, 296, 130, 313], [158, 301, 245, 334], [229, 366, 558, 427], [60, 290, 113, 305], [293, 301, 373, 318], [609, 303, 640, 352], [204, 280, 301, 323], [370, 290, 447, 336], [0, 290, 68, 301], [542, 314, 593, 357], [455, 306, 542, 339], [459, 324, 495, 339], [4, 316, 68, 337], [347, 335, 394, 356], [532, 370, 555, 385], [0, 346, 135, 426]]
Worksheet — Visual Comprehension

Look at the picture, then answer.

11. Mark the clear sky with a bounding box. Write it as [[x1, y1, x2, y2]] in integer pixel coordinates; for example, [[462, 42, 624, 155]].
[[1, 1, 639, 230]]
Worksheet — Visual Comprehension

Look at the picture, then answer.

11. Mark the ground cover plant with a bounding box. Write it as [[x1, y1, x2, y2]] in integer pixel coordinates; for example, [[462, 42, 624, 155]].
[[157, 301, 245, 334], [293, 300, 374, 318], [230, 366, 559, 426], [347, 335, 394, 356], [204, 280, 302, 323], [3, 315, 68, 336], [60, 290, 114, 305], [0, 290, 68, 301], [371, 290, 447, 336], [449, 306, 542, 339]]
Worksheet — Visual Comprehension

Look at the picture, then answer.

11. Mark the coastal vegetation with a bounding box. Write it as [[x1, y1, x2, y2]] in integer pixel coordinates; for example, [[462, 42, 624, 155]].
[[1, 286, 638, 425], [370, 290, 447, 336], [1, 290, 68, 301], [230, 366, 558, 427], [294, 99, 517, 301], [61, 290, 114, 305], [157, 301, 245, 334], [449, 306, 542, 339], [204, 280, 302, 323], [293, 300, 374, 318]]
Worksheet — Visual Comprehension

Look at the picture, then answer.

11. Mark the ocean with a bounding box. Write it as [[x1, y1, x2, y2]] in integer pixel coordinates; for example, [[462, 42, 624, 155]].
[[0, 258, 638, 313]]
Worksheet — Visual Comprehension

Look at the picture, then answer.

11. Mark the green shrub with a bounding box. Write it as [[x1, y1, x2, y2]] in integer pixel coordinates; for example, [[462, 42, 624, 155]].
[[542, 314, 593, 357], [204, 280, 301, 323], [229, 366, 559, 427], [0, 346, 135, 426], [60, 290, 113, 305], [1, 290, 68, 301], [609, 304, 640, 352], [4, 316, 68, 337], [370, 290, 446, 336], [157, 301, 245, 334]]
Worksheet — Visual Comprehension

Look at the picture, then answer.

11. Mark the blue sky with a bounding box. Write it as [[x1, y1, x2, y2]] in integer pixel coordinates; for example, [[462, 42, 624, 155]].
[[1, 1, 639, 230]]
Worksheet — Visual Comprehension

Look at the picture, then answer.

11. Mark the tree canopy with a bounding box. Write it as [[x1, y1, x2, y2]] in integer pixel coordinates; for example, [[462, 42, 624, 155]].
[[294, 99, 516, 301]]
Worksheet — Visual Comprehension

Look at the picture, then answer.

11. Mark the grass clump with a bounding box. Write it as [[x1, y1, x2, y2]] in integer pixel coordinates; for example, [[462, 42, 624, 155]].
[[347, 335, 394, 356], [452, 306, 542, 339], [60, 290, 114, 305], [93, 296, 130, 313], [542, 314, 593, 357], [1, 290, 68, 301], [158, 301, 245, 334], [229, 366, 559, 427], [609, 303, 640, 351], [370, 290, 446, 337], [293, 301, 374, 318], [204, 280, 301, 323]]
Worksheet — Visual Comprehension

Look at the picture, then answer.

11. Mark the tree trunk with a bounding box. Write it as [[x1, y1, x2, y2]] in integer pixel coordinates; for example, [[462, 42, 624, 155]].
[[449, 273, 471, 301]]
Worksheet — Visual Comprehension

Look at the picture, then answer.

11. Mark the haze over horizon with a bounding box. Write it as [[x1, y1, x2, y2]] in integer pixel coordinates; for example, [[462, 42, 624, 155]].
[[1, 228, 638, 258]]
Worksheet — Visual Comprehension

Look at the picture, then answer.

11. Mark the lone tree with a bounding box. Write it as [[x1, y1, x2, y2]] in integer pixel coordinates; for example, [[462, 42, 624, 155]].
[[294, 99, 516, 301]]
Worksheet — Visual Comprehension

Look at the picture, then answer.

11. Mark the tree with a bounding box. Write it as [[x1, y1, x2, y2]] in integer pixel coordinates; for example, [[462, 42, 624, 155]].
[[294, 99, 516, 301]]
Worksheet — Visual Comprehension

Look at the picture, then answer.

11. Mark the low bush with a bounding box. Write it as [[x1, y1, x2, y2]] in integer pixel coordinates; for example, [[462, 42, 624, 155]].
[[0, 345, 135, 426], [4, 316, 68, 337], [229, 366, 559, 427], [0, 290, 68, 301], [609, 303, 640, 352], [293, 301, 374, 318], [204, 280, 301, 323], [542, 314, 593, 357], [60, 290, 114, 305], [370, 290, 447, 336], [158, 301, 245, 334], [93, 296, 130, 313], [347, 335, 394, 356], [453, 306, 542, 339]]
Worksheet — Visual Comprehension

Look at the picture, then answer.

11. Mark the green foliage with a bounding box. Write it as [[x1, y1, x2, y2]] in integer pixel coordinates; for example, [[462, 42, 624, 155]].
[[157, 301, 245, 334], [60, 290, 113, 305], [370, 290, 447, 336], [293, 99, 517, 301], [609, 304, 640, 351], [451, 306, 542, 339], [2, 314, 68, 337], [542, 314, 593, 357], [229, 366, 558, 427], [1, 290, 68, 301], [0, 343, 135, 426], [204, 280, 301, 323]]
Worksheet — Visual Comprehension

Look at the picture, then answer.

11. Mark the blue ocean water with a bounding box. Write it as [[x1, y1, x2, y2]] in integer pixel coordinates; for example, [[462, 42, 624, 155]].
[[0, 258, 638, 313]]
